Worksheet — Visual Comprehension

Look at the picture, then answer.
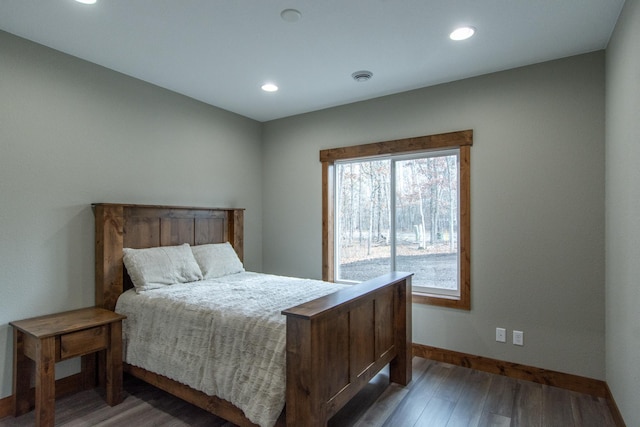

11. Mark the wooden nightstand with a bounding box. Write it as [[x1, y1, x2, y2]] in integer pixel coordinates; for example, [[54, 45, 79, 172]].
[[10, 307, 126, 427]]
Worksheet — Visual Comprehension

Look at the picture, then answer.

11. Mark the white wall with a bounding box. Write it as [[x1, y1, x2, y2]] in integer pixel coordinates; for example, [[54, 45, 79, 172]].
[[605, 0, 640, 424], [0, 30, 263, 399], [262, 52, 606, 380]]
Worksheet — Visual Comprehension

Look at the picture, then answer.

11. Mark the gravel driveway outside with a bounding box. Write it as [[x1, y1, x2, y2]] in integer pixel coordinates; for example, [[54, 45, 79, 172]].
[[338, 253, 457, 290]]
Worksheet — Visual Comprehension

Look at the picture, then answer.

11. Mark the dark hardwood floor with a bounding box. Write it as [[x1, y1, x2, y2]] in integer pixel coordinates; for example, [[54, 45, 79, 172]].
[[0, 357, 617, 427]]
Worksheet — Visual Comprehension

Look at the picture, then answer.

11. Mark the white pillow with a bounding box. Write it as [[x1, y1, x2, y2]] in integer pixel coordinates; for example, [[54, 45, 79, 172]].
[[191, 242, 245, 279], [123, 243, 203, 292]]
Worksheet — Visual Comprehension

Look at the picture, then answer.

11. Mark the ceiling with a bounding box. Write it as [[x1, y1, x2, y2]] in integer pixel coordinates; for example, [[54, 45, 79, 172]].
[[0, 1, 625, 122]]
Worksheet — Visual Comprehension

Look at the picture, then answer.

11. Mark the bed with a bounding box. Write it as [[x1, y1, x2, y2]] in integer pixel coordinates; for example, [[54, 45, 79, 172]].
[[93, 203, 412, 427]]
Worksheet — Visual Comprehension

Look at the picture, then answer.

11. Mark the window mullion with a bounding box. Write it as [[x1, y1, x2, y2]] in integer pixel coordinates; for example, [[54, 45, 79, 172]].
[[390, 160, 397, 272], [333, 163, 340, 281]]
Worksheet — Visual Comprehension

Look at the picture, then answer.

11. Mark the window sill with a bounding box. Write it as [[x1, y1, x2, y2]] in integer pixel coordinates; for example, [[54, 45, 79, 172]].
[[412, 292, 470, 310]]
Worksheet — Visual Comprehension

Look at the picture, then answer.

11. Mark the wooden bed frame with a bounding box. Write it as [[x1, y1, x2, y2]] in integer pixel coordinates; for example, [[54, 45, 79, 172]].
[[93, 203, 412, 427]]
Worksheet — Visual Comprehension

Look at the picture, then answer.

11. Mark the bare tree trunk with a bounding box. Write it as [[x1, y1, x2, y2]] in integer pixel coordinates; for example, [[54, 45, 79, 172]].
[[429, 158, 440, 244], [386, 167, 392, 246], [367, 163, 374, 256], [445, 156, 455, 252], [376, 171, 383, 243], [411, 161, 427, 249], [348, 163, 354, 244], [358, 163, 363, 245]]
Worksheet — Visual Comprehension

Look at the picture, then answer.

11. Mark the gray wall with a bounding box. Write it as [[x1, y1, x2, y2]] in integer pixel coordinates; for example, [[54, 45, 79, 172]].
[[0, 24, 615, 405], [0, 30, 263, 399], [262, 52, 606, 380], [605, 0, 640, 424]]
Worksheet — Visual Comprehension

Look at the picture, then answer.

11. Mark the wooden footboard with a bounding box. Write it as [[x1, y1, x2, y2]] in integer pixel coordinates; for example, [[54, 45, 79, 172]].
[[282, 271, 412, 427]]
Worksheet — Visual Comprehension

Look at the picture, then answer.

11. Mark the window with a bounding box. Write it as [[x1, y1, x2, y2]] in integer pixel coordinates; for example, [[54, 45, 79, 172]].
[[320, 130, 472, 309]]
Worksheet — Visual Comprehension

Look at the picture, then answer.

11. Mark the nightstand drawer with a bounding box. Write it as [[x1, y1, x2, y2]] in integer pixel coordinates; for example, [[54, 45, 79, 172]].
[[60, 325, 108, 359]]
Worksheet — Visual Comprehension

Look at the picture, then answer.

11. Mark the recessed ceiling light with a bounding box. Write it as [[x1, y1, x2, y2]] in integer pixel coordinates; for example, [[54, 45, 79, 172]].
[[75, 0, 97, 4], [280, 9, 302, 22], [261, 83, 279, 92], [450, 26, 476, 41], [352, 70, 373, 82]]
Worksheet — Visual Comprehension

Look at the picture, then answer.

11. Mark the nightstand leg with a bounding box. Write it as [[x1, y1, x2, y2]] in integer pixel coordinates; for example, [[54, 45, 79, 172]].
[[35, 337, 56, 427], [12, 329, 30, 416], [105, 320, 123, 405]]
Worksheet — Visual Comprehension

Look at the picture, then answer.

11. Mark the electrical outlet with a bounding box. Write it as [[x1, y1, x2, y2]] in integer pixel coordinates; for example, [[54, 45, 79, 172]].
[[513, 330, 524, 346], [496, 327, 506, 343]]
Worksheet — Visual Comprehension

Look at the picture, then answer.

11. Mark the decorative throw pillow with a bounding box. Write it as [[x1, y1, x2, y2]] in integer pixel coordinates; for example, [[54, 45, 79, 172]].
[[123, 243, 203, 292], [191, 242, 245, 279]]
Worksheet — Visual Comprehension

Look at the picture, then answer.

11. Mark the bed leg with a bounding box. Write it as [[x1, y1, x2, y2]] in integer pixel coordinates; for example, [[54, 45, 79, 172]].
[[389, 275, 412, 386], [285, 317, 329, 427]]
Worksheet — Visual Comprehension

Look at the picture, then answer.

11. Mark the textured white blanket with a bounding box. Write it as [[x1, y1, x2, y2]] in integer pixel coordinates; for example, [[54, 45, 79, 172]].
[[116, 272, 347, 427]]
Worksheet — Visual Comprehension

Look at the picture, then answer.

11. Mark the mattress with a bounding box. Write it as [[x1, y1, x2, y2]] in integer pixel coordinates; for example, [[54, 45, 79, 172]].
[[115, 271, 347, 427]]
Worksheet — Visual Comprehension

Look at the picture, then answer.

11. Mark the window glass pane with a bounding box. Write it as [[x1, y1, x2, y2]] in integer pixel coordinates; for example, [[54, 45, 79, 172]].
[[395, 154, 459, 293], [336, 160, 391, 282], [323, 131, 471, 308]]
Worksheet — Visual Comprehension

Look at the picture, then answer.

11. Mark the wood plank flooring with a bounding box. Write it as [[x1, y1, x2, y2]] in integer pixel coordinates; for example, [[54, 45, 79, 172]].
[[0, 357, 618, 427]]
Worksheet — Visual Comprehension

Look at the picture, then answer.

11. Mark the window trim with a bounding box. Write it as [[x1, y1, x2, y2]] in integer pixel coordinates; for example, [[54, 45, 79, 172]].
[[320, 130, 472, 310]]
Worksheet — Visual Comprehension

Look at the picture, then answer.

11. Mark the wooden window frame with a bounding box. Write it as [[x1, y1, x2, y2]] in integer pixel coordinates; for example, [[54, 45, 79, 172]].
[[320, 130, 472, 310]]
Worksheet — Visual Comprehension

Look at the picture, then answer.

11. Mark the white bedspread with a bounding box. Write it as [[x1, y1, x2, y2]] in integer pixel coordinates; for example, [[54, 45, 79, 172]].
[[115, 272, 347, 427]]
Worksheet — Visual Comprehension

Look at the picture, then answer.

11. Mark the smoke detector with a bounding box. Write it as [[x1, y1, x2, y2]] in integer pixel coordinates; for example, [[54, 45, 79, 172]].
[[352, 70, 373, 82]]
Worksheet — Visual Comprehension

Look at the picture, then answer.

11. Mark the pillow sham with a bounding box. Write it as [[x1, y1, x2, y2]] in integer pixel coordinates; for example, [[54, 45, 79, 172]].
[[123, 243, 203, 292], [191, 242, 245, 279]]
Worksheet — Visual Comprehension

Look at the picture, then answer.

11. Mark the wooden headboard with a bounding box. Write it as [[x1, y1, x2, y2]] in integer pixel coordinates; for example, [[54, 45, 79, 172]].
[[93, 203, 244, 311]]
